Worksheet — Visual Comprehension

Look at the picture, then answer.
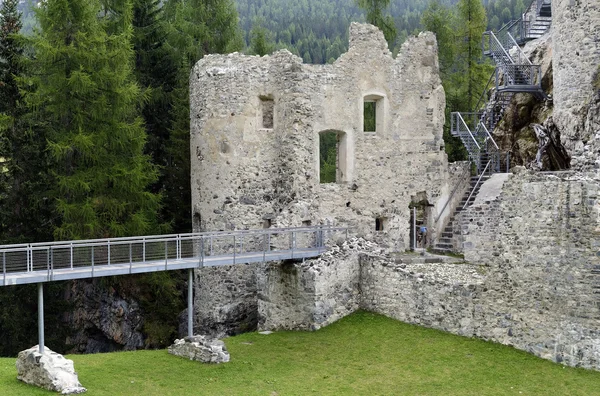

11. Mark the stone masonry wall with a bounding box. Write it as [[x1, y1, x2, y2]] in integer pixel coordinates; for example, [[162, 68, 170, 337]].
[[360, 256, 484, 337], [190, 23, 452, 252], [189, 23, 464, 336], [192, 264, 259, 339], [257, 238, 376, 331], [552, 0, 600, 168], [364, 172, 600, 369]]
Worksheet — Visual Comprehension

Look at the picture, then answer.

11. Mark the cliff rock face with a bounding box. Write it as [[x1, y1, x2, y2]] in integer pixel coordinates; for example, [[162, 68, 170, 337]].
[[64, 280, 144, 354], [494, 32, 571, 170]]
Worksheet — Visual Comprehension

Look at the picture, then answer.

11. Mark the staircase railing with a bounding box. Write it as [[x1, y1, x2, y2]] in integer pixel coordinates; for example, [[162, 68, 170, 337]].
[[463, 160, 492, 210], [451, 112, 482, 172], [451, 0, 550, 177], [478, 122, 500, 173], [505, 0, 550, 44]]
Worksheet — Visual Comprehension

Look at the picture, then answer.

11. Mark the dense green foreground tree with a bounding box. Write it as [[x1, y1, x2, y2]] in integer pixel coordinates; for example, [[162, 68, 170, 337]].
[[455, 0, 490, 112], [26, 0, 161, 240]]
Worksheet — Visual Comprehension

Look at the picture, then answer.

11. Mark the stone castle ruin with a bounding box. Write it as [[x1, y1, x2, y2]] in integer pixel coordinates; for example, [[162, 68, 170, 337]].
[[189, 0, 600, 371], [191, 23, 454, 248]]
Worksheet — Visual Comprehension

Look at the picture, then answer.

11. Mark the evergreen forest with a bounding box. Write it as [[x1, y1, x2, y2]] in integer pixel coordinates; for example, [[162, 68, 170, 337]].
[[0, 0, 523, 355]]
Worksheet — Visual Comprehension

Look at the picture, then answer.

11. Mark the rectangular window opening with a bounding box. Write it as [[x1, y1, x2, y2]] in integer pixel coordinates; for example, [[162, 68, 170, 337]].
[[260, 96, 274, 129], [263, 219, 272, 229], [302, 220, 312, 227], [375, 217, 387, 231], [364, 101, 376, 132]]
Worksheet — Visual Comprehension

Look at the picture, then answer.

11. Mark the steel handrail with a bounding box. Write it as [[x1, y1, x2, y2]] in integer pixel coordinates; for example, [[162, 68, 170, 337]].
[[1, 226, 349, 284], [474, 70, 497, 113], [478, 122, 499, 150], [4, 226, 347, 253], [463, 160, 492, 210], [455, 112, 481, 150], [506, 32, 532, 66], [487, 31, 514, 66], [14, 225, 343, 250], [434, 162, 472, 224]]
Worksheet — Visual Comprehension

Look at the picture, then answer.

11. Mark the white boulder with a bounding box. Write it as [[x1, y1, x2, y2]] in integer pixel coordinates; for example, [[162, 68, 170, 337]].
[[16, 345, 86, 394]]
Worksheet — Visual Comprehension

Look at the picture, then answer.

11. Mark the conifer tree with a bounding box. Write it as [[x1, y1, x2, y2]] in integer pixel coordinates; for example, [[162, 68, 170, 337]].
[[454, 0, 492, 112], [27, 0, 161, 240], [354, 0, 397, 46], [132, 0, 177, 163], [250, 19, 275, 56]]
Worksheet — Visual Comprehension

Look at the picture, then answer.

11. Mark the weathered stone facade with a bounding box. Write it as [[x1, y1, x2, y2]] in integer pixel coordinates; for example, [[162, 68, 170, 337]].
[[388, 171, 600, 369], [256, 238, 371, 332], [190, 23, 453, 248], [189, 23, 463, 336]]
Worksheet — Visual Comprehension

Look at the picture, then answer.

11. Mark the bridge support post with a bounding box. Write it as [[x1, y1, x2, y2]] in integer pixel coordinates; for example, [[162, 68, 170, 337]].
[[38, 283, 45, 354], [188, 268, 193, 337]]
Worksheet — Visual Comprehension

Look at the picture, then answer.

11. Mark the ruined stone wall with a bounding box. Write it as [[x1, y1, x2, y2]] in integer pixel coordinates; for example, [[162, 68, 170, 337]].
[[256, 239, 370, 331], [360, 256, 483, 337], [364, 172, 600, 369], [552, 0, 600, 168], [190, 23, 451, 251], [192, 264, 259, 339], [189, 23, 460, 336]]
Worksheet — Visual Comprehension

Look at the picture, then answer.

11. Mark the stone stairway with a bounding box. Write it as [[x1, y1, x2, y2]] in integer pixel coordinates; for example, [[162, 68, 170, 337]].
[[433, 175, 490, 254]]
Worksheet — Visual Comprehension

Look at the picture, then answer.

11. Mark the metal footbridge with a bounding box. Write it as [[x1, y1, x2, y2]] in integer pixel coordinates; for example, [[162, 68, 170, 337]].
[[0, 226, 344, 287], [0, 226, 347, 353]]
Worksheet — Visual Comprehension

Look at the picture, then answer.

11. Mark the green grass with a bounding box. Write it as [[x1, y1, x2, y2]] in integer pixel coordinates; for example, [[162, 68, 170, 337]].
[[1, 311, 599, 395]]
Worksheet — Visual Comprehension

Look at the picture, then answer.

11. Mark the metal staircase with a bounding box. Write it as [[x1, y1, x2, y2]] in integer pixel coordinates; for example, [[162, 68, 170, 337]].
[[450, 0, 550, 177], [506, 0, 552, 44]]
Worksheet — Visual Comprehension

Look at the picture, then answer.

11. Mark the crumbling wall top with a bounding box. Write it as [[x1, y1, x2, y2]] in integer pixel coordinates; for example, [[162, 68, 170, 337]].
[[348, 22, 391, 57]]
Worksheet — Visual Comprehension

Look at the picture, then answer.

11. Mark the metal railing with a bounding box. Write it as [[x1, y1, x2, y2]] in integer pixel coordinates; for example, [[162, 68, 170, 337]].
[[451, 112, 482, 171], [497, 0, 551, 45], [434, 162, 472, 224], [463, 160, 492, 210], [1, 226, 348, 286], [478, 122, 501, 173]]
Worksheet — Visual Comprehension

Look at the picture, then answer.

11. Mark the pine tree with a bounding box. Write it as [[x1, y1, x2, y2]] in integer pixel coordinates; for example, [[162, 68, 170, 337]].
[[27, 0, 161, 240], [131, 0, 179, 230], [453, 0, 493, 112], [354, 0, 397, 46], [421, 0, 454, 79]]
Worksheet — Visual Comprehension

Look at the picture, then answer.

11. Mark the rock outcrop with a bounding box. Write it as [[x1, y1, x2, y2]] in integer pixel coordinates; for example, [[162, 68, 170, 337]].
[[64, 280, 145, 354], [16, 346, 86, 394]]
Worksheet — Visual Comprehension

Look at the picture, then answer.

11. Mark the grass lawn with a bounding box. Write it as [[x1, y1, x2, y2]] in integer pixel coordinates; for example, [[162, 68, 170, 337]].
[[1, 311, 598, 395]]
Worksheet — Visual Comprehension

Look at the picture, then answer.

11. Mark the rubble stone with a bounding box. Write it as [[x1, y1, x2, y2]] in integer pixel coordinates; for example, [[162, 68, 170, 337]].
[[168, 335, 230, 364]]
